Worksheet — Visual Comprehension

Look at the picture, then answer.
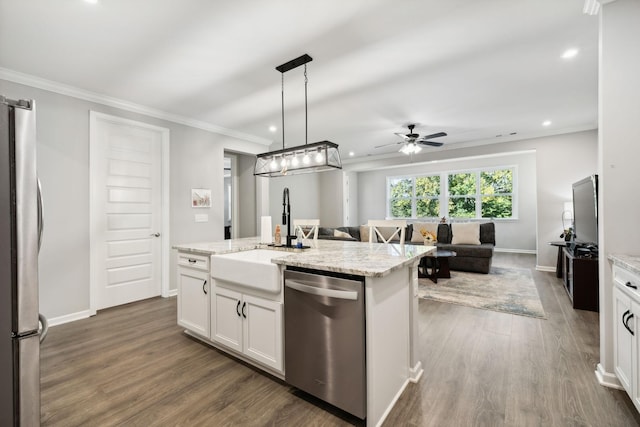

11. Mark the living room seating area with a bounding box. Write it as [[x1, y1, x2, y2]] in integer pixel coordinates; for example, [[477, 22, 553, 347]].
[[314, 221, 495, 274]]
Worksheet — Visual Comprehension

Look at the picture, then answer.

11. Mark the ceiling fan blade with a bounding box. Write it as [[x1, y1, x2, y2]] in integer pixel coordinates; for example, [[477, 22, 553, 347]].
[[393, 132, 411, 140], [417, 131, 447, 140], [417, 140, 444, 147], [375, 141, 404, 149]]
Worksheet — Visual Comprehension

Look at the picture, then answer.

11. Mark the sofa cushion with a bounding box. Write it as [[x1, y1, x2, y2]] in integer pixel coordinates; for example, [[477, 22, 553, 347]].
[[437, 223, 451, 243], [451, 223, 481, 245], [436, 242, 494, 258], [411, 222, 439, 243], [480, 222, 496, 245], [334, 229, 353, 239]]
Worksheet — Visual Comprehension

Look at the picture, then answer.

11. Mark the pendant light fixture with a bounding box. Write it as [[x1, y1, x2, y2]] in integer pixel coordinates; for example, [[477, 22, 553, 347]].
[[254, 54, 342, 177]]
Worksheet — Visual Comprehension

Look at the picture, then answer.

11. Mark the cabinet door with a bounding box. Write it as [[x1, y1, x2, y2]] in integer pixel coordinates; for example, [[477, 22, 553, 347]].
[[211, 286, 243, 352], [614, 287, 634, 393], [242, 294, 283, 372], [177, 267, 209, 337]]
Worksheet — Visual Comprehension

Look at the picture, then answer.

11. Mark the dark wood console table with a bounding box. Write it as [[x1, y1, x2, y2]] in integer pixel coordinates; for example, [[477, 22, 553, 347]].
[[562, 246, 599, 312]]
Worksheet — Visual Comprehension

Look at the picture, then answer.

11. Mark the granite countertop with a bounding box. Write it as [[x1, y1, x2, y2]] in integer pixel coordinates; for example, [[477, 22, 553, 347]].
[[609, 254, 640, 277], [174, 238, 435, 277]]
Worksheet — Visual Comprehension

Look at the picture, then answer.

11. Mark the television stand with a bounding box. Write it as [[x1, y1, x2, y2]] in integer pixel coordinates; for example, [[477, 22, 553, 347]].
[[561, 246, 599, 312]]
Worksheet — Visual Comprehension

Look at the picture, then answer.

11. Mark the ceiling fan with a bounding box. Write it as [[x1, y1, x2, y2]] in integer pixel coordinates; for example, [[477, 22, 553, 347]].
[[375, 124, 447, 154]]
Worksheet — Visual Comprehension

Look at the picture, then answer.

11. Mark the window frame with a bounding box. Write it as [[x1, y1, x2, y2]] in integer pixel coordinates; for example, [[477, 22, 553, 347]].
[[386, 165, 517, 220]]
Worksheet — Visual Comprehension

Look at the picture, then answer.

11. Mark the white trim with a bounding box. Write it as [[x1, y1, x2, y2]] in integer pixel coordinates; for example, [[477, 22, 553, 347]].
[[535, 265, 557, 272], [89, 111, 171, 310], [494, 247, 537, 255], [47, 309, 95, 327], [0, 67, 270, 146], [373, 377, 411, 427], [409, 361, 423, 383], [595, 363, 623, 389], [167, 289, 178, 298]]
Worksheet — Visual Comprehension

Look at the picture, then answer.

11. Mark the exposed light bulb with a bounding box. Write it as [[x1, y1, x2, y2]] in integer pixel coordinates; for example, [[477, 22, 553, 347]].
[[315, 151, 324, 163], [302, 152, 311, 165], [270, 157, 278, 170], [280, 157, 287, 168], [291, 155, 299, 167]]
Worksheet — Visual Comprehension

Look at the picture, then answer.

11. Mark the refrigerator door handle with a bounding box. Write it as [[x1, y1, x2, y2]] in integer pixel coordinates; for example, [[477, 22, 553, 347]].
[[39, 313, 48, 343], [37, 178, 44, 252]]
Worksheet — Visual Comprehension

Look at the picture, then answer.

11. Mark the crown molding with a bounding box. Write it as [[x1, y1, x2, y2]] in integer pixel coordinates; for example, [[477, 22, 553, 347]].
[[0, 67, 271, 146]]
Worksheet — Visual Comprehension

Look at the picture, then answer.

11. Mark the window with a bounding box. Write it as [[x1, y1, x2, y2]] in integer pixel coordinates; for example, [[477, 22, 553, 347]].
[[387, 167, 515, 220]]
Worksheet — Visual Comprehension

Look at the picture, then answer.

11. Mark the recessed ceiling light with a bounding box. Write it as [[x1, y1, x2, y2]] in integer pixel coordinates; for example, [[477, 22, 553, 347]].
[[562, 48, 579, 59], [349, 151, 355, 157], [268, 125, 277, 133], [542, 120, 552, 127]]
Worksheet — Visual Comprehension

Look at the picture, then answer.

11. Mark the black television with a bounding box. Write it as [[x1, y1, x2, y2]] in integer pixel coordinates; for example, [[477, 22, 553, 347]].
[[572, 175, 598, 247]]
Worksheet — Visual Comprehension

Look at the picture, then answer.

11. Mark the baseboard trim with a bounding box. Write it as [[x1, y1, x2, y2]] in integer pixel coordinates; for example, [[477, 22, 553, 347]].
[[595, 363, 624, 389], [409, 361, 423, 383], [47, 309, 95, 327], [535, 265, 556, 273], [165, 289, 178, 297], [494, 248, 537, 254]]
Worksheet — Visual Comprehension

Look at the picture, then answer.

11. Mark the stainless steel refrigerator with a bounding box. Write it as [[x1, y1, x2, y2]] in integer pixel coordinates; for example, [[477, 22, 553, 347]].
[[1, 96, 47, 426]]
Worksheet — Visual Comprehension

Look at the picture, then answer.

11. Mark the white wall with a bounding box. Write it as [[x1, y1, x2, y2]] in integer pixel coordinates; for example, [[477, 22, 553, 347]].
[[237, 153, 257, 237], [598, 0, 640, 385], [268, 173, 320, 236], [318, 170, 344, 226], [0, 79, 266, 322]]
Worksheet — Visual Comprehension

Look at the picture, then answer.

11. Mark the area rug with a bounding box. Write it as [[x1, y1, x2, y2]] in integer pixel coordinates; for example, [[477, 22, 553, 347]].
[[418, 267, 546, 319]]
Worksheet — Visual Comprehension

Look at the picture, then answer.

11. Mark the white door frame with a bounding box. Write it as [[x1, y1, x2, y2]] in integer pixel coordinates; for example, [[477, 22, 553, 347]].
[[89, 111, 171, 315]]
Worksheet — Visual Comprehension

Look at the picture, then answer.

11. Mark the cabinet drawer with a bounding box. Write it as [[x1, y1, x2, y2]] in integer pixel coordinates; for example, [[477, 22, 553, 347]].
[[177, 252, 210, 271], [614, 265, 640, 301]]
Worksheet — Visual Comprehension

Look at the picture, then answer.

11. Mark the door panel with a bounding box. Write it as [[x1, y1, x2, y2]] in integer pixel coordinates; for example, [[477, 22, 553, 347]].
[[211, 286, 242, 352], [91, 113, 165, 309]]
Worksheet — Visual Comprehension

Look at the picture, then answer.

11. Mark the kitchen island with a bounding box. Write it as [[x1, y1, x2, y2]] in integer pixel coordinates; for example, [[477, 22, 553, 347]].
[[173, 237, 434, 427]]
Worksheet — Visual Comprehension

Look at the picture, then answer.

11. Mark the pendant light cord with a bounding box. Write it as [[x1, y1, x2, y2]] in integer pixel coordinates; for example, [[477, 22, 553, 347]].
[[304, 64, 308, 145], [281, 73, 285, 150]]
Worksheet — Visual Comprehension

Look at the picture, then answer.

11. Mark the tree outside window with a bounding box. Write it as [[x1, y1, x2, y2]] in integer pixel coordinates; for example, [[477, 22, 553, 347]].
[[389, 177, 412, 218], [448, 172, 476, 218], [387, 167, 514, 220], [415, 175, 440, 217], [481, 169, 513, 218]]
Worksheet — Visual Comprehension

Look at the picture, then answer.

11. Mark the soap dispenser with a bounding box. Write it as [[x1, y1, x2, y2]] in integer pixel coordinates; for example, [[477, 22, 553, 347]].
[[274, 225, 281, 245]]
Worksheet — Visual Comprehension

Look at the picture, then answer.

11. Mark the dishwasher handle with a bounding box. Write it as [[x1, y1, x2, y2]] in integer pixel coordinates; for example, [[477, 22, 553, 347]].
[[285, 279, 358, 300]]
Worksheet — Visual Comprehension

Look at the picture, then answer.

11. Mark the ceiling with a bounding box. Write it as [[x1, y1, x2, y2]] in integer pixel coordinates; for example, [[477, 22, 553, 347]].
[[0, 0, 599, 160]]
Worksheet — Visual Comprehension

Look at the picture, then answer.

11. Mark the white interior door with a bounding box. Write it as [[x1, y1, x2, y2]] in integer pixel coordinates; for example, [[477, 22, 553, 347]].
[[90, 112, 168, 310]]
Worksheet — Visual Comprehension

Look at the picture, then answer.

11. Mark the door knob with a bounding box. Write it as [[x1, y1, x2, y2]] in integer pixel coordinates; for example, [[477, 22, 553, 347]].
[[150, 232, 161, 237]]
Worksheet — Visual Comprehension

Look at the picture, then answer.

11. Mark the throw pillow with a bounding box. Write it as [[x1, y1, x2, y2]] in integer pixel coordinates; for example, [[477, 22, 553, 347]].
[[359, 225, 370, 242], [333, 229, 353, 239], [451, 222, 481, 245], [411, 222, 438, 243]]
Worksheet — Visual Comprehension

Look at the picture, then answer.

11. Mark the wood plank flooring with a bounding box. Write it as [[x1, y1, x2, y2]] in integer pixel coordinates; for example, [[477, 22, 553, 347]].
[[40, 253, 640, 426]]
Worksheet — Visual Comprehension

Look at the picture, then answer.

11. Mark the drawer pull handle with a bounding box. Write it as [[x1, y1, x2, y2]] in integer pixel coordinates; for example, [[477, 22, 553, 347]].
[[236, 300, 241, 317], [188, 259, 197, 264], [625, 281, 638, 290], [202, 280, 207, 295], [623, 310, 635, 336]]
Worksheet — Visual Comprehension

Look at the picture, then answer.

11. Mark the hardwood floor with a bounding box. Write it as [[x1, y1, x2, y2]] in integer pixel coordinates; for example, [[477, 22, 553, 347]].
[[41, 253, 640, 426]]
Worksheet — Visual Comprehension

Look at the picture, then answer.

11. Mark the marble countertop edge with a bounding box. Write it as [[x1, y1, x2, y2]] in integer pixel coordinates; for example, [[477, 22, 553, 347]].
[[609, 253, 640, 276]]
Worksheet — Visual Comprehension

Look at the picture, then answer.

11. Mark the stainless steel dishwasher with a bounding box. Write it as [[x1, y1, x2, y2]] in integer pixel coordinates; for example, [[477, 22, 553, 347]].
[[284, 268, 366, 419]]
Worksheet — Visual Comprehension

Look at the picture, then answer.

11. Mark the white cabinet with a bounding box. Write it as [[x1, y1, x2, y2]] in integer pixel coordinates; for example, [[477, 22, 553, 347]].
[[211, 285, 283, 373], [613, 265, 640, 412], [177, 252, 210, 338]]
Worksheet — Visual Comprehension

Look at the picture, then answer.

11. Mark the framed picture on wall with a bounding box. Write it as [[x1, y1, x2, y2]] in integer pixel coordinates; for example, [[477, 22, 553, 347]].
[[191, 188, 211, 208]]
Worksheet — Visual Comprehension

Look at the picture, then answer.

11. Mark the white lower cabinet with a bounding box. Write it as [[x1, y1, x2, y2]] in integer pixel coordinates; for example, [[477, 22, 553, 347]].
[[211, 285, 283, 373], [177, 263, 210, 338], [613, 265, 640, 412]]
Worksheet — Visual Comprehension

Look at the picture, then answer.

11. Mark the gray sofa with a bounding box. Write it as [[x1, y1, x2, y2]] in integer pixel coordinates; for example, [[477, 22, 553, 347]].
[[316, 222, 495, 274]]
